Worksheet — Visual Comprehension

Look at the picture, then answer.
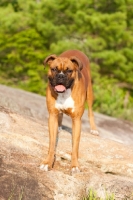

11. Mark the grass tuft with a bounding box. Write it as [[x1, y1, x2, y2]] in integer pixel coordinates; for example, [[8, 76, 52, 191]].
[[82, 188, 115, 200]]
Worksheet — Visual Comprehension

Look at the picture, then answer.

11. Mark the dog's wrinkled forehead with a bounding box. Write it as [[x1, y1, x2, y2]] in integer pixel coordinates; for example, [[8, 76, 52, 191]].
[[51, 57, 74, 71]]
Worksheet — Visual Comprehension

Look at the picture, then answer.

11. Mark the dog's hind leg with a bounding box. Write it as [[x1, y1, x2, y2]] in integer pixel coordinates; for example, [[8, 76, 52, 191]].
[[54, 113, 63, 150], [87, 80, 99, 136], [58, 112, 63, 132], [52, 112, 63, 150]]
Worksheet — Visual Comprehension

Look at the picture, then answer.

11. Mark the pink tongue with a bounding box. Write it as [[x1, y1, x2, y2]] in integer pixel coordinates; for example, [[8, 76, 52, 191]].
[[55, 85, 66, 92]]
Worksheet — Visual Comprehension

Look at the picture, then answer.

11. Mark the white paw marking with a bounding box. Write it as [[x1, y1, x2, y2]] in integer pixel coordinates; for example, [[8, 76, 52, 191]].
[[55, 89, 75, 112], [71, 167, 80, 175], [90, 129, 99, 136], [40, 164, 49, 171], [58, 126, 62, 132]]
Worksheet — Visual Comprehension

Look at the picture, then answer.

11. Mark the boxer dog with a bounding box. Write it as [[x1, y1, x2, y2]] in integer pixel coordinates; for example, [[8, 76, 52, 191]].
[[40, 50, 99, 174]]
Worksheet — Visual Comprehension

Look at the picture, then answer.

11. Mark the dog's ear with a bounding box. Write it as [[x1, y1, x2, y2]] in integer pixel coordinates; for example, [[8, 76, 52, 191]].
[[70, 56, 83, 71], [43, 54, 57, 67]]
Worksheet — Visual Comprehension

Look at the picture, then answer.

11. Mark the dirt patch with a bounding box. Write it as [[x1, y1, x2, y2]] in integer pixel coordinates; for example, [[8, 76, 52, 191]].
[[0, 85, 133, 199]]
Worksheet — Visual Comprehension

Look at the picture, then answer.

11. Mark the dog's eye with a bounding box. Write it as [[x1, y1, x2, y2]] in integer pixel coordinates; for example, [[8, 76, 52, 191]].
[[67, 69, 73, 73], [51, 68, 57, 72]]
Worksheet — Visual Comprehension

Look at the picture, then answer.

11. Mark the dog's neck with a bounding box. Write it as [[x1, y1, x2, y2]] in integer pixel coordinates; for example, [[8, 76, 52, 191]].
[[55, 89, 75, 113]]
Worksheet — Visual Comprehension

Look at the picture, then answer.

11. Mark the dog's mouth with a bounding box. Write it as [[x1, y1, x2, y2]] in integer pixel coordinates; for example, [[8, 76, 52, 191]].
[[54, 85, 66, 93]]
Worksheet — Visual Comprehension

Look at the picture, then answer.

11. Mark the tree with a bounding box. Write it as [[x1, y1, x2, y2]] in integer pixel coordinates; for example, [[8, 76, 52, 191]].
[[0, 0, 133, 121]]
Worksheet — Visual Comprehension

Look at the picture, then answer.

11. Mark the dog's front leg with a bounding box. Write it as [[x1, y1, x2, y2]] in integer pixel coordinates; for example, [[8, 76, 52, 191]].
[[71, 117, 81, 175], [40, 113, 58, 171]]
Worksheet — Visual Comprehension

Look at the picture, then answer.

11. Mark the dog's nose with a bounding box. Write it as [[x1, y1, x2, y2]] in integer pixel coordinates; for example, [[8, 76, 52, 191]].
[[57, 72, 65, 79]]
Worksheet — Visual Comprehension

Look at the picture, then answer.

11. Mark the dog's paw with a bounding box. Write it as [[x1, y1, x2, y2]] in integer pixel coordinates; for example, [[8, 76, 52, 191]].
[[40, 164, 49, 171], [90, 129, 99, 136], [71, 167, 80, 175], [58, 126, 62, 132]]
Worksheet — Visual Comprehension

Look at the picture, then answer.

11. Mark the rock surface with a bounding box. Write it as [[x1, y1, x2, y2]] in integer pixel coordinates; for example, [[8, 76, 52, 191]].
[[0, 84, 133, 200]]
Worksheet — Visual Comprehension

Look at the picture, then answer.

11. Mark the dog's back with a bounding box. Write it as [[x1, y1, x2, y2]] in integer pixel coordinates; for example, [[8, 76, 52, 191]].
[[60, 50, 91, 89], [59, 49, 89, 69]]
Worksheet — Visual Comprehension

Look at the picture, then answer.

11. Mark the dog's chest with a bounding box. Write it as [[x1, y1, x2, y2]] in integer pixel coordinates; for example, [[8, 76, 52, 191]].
[[55, 89, 75, 112]]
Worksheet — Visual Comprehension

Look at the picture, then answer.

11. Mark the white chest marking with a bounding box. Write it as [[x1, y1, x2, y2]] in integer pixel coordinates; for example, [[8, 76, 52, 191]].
[[55, 89, 75, 112]]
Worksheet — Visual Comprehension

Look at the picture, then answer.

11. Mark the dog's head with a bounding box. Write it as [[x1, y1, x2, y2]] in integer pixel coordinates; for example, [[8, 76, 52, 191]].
[[44, 54, 83, 93]]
